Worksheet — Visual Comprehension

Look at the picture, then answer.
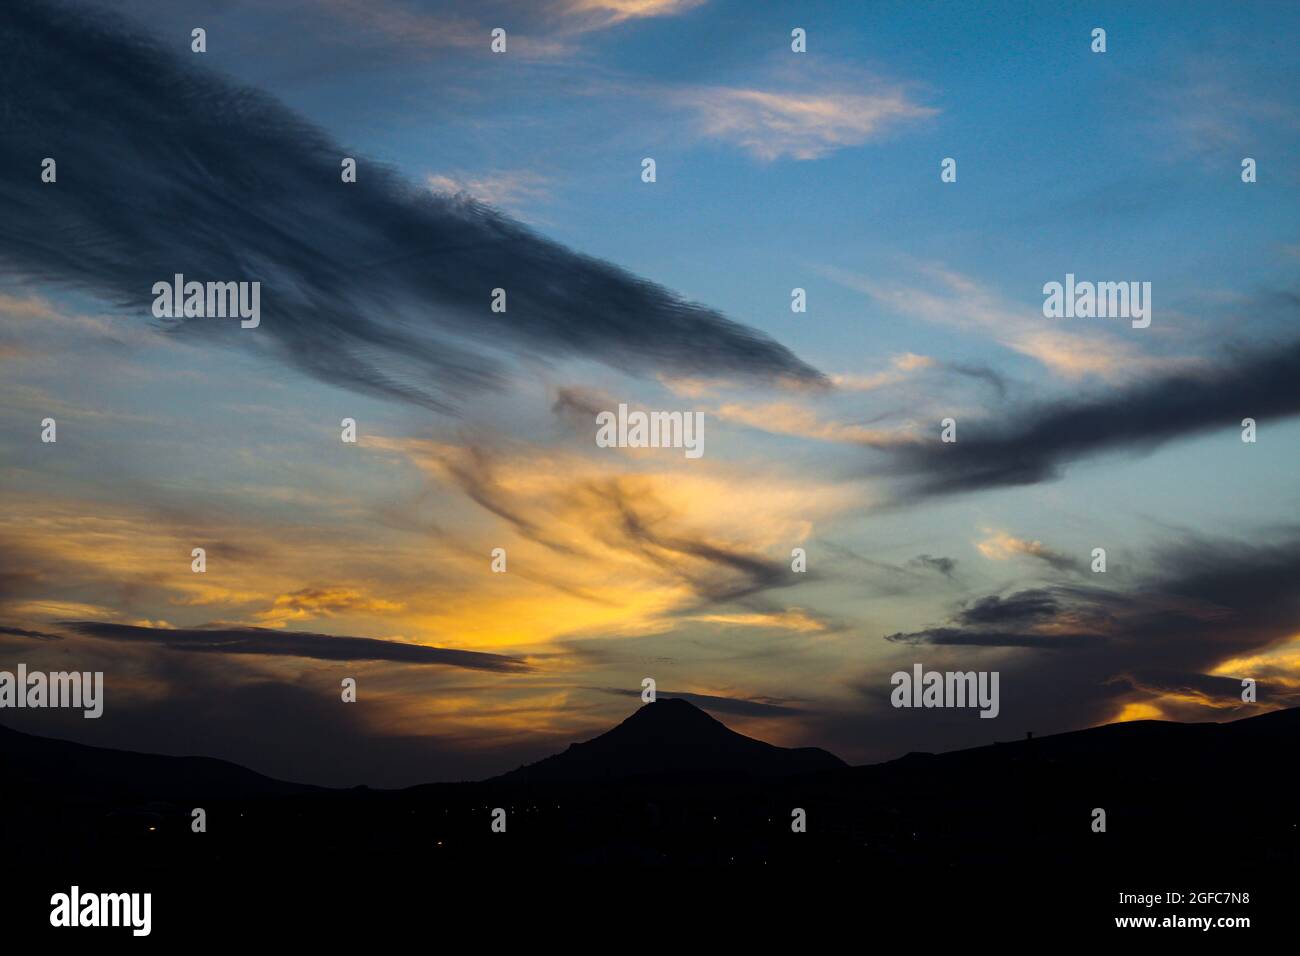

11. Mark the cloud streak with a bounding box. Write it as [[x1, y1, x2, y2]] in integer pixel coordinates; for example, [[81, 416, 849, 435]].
[[0, 0, 823, 412], [887, 333, 1300, 498], [0, 624, 63, 642], [59, 621, 533, 673]]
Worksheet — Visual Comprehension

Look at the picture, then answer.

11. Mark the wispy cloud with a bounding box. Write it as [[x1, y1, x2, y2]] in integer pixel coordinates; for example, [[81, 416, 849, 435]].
[[1151, 61, 1300, 160], [256, 587, 406, 626], [713, 400, 917, 447], [426, 170, 552, 217], [557, 0, 707, 30], [830, 353, 935, 391], [677, 83, 935, 160], [0, 0, 824, 412], [685, 608, 828, 634], [823, 263, 1198, 384], [308, 0, 705, 58], [976, 530, 1082, 574], [310, 0, 570, 58]]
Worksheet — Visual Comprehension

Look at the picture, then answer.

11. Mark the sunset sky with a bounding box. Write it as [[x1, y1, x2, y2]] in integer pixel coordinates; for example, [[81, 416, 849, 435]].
[[2, 0, 1298, 787]]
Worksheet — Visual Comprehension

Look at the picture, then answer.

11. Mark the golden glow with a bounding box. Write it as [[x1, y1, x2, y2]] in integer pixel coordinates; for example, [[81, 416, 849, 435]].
[[1114, 702, 1164, 722]]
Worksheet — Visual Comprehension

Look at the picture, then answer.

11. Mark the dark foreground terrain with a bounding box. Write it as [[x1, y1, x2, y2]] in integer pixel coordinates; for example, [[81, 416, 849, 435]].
[[2, 699, 1294, 935]]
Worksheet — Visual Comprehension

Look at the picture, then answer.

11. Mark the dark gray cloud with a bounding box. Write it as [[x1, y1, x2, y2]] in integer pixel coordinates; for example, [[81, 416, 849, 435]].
[[946, 362, 1009, 399], [0, 0, 824, 411], [888, 329, 1300, 498], [885, 580, 1102, 648], [59, 621, 531, 673], [956, 589, 1060, 626], [1019, 544, 1084, 574], [0, 624, 63, 641], [813, 531, 1300, 764], [885, 626, 1103, 649], [909, 554, 957, 578], [551, 386, 610, 421]]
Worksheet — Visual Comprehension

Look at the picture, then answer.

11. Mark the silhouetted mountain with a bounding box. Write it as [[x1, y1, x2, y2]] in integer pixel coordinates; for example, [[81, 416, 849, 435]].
[[492, 698, 846, 783], [3, 705, 1299, 879], [5, 702, 1299, 935], [860, 705, 1300, 778], [6, 704, 1300, 798], [0, 720, 318, 803]]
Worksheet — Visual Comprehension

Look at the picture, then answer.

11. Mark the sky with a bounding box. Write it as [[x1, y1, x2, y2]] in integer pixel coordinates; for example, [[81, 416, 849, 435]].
[[1, 0, 1298, 787]]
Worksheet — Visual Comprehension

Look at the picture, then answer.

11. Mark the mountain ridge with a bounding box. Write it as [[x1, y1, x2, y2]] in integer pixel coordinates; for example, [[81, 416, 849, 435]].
[[491, 697, 846, 784], [3, 702, 1298, 795]]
